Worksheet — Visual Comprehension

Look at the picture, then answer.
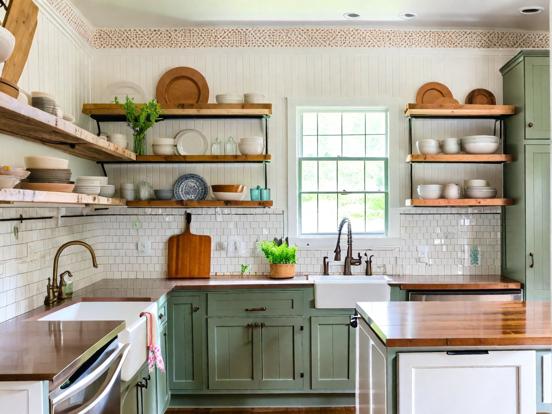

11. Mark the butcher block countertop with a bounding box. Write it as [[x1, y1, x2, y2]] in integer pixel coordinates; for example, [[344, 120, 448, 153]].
[[386, 275, 522, 290], [356, 301, 552, 348]]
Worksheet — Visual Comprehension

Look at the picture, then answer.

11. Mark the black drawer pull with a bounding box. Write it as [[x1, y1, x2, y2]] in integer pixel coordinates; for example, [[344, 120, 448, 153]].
[[528, 122, 534, 128], [446, 350, 489, 356], [529, 252, 535, 268], [158, 313, 164, 320], [350, 313, 360, 328], [245, 306, 267, 312], [192, 306, 200, 312]]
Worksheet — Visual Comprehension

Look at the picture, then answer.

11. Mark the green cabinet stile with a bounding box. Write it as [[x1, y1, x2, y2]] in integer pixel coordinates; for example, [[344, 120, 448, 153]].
[[168, 293, 206, 390], [501, 50, 551, 301], [156, 320, 170, 413], [311, 316, 355, 391]]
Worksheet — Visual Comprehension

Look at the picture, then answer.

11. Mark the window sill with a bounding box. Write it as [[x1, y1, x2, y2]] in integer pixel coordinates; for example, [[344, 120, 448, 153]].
[[290, 236, 400, 250]]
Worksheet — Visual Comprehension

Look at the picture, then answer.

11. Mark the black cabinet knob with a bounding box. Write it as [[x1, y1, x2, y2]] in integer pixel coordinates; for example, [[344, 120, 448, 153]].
[[528, 122, 534, 128]]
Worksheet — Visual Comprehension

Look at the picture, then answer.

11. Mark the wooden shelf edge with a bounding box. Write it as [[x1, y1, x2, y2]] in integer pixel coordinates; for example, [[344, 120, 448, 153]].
[[126, 200, 273, 208], [82, 103, 272, 117], [407, 154, 513, 163], [133, 154, 271, 163], [0, 189, 126, 206], [406, 198, 513, 207], [404, 103, 515, 118]]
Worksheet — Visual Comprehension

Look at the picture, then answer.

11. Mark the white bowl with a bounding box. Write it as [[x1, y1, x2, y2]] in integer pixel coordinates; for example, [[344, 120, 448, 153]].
[[465, 188, 497, 199], [0, 27, 15, 63], [238, 142, 264, 155], [416, 140, 440, 155], [244, 93, 266, 103], [0, 167, 30, 179], [213, 191, 246, 201], [74, 186, 101, 196], [216, 93, 244, 104], [24, 156, 69, 170], [462, 135, 499, 142], [0, 175, 20, 189], [77, 176, 108, 185], [152, 144, 175, 155], [417, 184, 443, 199], [240, 136, 264, 143], [465, 179, 489, 187], [463, 142, 499, 154], [153, 138, 175, 145], [99, 185, 116, 198]]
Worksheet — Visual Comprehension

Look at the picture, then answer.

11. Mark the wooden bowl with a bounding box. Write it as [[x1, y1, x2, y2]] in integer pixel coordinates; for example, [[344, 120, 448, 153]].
[[211, 184, 244, 193]]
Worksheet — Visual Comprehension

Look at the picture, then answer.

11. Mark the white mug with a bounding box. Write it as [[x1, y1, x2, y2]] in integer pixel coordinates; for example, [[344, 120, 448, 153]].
[[444, 183, 461, 199]]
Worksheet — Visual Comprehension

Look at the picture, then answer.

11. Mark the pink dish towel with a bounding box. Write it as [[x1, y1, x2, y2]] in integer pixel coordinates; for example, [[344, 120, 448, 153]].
[[140, 311, 165, 373]]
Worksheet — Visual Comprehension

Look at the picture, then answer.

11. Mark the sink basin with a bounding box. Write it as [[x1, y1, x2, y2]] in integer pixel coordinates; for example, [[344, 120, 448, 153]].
[[39, 301, 157, 381], [308, 275, 391, 308]]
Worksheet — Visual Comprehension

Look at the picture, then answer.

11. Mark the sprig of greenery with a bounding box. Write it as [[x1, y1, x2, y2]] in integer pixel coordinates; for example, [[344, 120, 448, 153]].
[[114, 96, 161, 137], [258, 240, 297, 265]]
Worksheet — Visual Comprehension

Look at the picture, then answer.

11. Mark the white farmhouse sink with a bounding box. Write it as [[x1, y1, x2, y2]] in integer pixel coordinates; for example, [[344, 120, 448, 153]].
[[39, 301, 157, 381], [308, 275, 391, 308]]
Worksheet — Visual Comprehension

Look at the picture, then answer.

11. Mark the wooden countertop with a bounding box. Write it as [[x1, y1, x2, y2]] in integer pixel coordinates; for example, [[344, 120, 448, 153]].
[[357, 301, 552, 348], [386, 275, 522, 291]]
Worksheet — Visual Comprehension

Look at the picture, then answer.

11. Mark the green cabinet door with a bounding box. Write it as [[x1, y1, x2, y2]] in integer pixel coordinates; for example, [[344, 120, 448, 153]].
[[525, 57, 550, 140], [142, 371, 157, 414], [168, 293, 206, 390], [208, 317, 257, 390], [258, 317, 305, 390], [525, 145, 551, 301], [121, 383, 139, 414], [310, 316, 355, 391], [156, 324, 170, 413]]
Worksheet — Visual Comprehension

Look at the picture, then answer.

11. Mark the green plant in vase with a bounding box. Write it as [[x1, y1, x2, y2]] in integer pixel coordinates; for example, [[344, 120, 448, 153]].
[[258, 239, 297, 279], [114, 96, 161, 155]]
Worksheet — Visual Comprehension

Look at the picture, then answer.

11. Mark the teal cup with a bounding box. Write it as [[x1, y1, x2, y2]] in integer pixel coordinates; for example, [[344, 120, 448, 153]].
[[260, 188, 271, 201], [250, 186, 261, 201]]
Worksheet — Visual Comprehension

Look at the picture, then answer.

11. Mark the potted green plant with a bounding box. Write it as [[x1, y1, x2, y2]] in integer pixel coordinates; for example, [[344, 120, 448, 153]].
[[259, 239, 297, 279], [114, 96, 161, 155]]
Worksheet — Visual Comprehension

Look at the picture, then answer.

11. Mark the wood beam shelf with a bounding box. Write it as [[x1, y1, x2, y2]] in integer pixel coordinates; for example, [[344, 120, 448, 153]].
[[404, 104, 515, 118], [100, 154, 272, 164], [0, 189, 126, 206], [83, 103, 272, 121], [126, 200, 273, 208], [407, 154, 513, 163], [406, 198, 513, 207], [0, 93, 135, 161]]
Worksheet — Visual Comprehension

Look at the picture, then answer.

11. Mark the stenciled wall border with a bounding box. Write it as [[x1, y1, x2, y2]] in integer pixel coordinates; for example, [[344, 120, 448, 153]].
[[45, 0, 550, 49]]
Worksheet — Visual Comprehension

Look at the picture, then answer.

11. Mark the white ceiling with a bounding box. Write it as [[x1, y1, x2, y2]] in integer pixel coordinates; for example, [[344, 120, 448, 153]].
[[70, 0, 549, 30]]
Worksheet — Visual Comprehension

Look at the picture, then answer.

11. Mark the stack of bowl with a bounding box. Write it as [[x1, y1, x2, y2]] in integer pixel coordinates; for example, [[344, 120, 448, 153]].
[[464, 179, 497, 199], [31, 92, 61, 117], [244, 93, 266, 103], [75, 176, 108, 196], [152, 138, 176, 155], [238, 137, 264, 155], [216, 93, 244, 104], [461, 135, 499, 154], [211, 184, 246, 201], [441, 138, 461, 154], [417, 184, 444, 199], [416, 139, 440, 155], [21, 156, 74, 192]]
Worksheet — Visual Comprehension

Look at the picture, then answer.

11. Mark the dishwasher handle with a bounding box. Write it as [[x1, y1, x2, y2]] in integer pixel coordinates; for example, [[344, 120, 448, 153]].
[[50, 342, 130, 412]]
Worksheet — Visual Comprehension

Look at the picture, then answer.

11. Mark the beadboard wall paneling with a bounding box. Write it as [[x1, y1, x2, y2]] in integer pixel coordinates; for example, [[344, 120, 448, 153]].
[[91, 48, 517, 210], [0, 8, 100, 177]]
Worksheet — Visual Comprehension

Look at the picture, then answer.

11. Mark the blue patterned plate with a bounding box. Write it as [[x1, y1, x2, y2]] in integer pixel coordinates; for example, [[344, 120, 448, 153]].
[[173, 173, 208, 201]]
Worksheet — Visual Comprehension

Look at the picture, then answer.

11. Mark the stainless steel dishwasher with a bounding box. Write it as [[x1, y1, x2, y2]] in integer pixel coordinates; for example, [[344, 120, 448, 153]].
[[49, 339, 130, 413], [409, 290, 523, 301]]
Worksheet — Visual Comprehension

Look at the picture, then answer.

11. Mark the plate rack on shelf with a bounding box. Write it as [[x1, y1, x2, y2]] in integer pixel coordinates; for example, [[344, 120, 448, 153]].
[[82, 103, 273, 198], [404, 104, 515, 207]]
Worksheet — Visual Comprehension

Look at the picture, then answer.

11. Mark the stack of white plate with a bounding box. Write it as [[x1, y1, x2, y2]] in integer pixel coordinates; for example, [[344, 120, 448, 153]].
[[216, 93, 244, 104], [31, 92, 61, 117], [464, 179, 497, 198], [244, 93, 266, 103], [462, 135, 499, 154], [74, 176, 108, 195]]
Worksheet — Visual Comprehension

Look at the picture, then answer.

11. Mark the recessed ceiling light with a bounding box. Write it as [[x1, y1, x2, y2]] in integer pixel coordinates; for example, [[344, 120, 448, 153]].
[[519, 6, 544, 14], [343, 12, 361, 19], [399, 12, 417, 20]]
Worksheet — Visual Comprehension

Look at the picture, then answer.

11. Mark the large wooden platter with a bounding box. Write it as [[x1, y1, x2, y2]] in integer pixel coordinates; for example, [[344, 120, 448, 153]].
[[156, 67, 209, 106]]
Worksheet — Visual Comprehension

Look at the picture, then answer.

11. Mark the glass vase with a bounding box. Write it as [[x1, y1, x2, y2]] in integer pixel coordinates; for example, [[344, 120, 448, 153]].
[[133, 132, 146, 155]]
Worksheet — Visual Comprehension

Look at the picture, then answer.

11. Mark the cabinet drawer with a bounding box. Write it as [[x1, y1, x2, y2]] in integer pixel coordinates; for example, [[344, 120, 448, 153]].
[[208, 290, 305, 316]]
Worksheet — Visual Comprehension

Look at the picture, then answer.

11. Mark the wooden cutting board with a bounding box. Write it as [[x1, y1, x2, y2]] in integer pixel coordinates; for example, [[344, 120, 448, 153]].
[[167, 212, 211, 278]]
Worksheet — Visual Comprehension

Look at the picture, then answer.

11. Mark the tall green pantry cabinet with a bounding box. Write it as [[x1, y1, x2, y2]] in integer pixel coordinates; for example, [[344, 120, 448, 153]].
[[501, 50, 550, 302]]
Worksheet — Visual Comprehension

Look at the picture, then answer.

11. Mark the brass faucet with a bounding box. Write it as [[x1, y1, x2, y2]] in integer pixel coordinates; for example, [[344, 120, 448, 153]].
[[45, 241, 98, 306], [333, 218, 362, 275]]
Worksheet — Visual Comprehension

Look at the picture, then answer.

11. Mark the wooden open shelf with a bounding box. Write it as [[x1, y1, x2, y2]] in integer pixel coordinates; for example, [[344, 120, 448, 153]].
[[407, 154, 513, 163], [126, 200, 273, 208], [0, 189, 126, 206], [83, 103, 272, 121], [0, 93, 135, 161], [405, 104, 515, 118], [128, 154, 271, 163], [406, 198, 513, 207]]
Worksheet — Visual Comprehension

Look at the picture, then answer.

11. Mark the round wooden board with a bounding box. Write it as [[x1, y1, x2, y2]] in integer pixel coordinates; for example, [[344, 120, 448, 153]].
[[465, 88, 496, 105], [156, 67, 209, 106], [416, 82, 453, 104]]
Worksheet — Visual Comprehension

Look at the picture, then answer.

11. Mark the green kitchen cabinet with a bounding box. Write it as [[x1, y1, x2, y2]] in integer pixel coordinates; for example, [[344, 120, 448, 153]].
[[121, 364, 157, 414], [207, 317, 305, 390], [167, 293, 206, 390], [501, 50, 551, 301], [156, 323, 170, 413], [310, 316, 355, 391]]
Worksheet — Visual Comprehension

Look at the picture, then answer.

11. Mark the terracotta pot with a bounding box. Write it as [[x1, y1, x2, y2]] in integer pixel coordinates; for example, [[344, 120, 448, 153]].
[[269, 263, 296, 279]]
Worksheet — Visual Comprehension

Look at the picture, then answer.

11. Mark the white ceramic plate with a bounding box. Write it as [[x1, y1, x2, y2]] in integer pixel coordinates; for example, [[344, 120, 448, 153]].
[[174, 129, 208, 155], [103, 81, 146, 103]]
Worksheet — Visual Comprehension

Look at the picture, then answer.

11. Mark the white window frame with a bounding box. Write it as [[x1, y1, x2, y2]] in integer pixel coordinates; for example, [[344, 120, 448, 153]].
[[287, 97, 402, 249]]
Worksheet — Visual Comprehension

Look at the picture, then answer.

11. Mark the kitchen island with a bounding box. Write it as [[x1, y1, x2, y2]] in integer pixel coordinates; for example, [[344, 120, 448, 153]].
[[356, 301, 552, 414]]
